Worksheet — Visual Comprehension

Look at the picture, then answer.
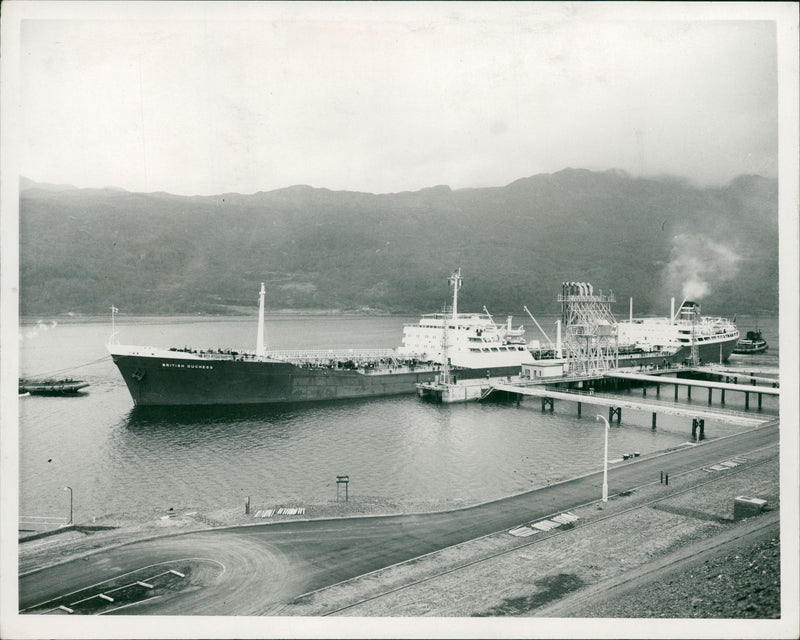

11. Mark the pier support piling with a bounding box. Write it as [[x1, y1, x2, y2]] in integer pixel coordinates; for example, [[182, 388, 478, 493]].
[[758, 393, 763, 409], [674, 385, 679, 401], [745, 392, 750, 410], [651, 413, 657, 430], [656, 384, 660, 397], [687, 385, 692, 400], [721, 389, 726, 404], [708, 388, 713, 405], [577, 402, 582, 417], [609, 406, 622, 424], [542, 397, 554, 412]]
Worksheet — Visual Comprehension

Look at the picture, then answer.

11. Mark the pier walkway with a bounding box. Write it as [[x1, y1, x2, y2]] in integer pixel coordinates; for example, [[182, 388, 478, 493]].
[[698, 364, 780, 385], [703, 364, 779, 376], [489, 383, 769, 427], [604, 372, 780, 395]]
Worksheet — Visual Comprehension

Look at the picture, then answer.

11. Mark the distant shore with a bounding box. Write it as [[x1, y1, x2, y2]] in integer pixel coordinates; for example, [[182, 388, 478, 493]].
[[17, 309, 415, 325]]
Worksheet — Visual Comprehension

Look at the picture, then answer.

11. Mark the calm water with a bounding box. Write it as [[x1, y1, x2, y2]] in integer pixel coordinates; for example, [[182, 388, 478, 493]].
[[18, 313, 779, 523]]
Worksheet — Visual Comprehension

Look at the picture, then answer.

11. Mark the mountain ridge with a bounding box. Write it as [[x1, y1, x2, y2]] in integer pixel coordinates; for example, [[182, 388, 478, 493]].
[[18, 169, 778, 318]]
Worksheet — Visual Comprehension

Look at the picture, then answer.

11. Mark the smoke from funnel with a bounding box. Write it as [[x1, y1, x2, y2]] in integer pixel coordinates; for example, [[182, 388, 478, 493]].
[[663, 233, 740, 301]]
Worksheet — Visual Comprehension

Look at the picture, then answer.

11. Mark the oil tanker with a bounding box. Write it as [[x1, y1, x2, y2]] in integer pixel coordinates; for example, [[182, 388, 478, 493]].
[[108, 270, 535, 406], [526, 282, 740, 371]]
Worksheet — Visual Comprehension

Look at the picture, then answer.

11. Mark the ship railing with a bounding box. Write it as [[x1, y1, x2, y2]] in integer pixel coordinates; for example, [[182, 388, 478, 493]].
[[265, 348, 396, 361], [263, 349, 430, 367]]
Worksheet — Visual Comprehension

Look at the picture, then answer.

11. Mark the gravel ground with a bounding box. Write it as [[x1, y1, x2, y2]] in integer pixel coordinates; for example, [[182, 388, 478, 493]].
[[576, 529, 780, 618]]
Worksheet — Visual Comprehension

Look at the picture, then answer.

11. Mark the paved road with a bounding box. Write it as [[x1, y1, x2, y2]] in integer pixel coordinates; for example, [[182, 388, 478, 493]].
[[19, 423, 778, 615]]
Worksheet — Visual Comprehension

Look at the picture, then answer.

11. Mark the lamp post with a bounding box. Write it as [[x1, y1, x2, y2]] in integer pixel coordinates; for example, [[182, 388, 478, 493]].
[[63, 486, 73, 525], [595, 415, 609, 502]]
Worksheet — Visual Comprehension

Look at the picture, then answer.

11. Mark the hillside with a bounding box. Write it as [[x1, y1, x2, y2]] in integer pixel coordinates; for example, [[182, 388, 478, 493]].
[[18, 169, 778, 317]]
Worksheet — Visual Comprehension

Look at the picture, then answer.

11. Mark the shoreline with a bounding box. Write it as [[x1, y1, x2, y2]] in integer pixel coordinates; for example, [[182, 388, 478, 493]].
[[19, 426, 778, 574], [18, 435, 780, 619]]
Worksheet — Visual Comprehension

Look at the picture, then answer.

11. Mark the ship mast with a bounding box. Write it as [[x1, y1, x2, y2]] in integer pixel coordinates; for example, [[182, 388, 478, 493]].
[[256, 283, 266, 357], [449, 268, 462, 321], [108, 305, 119, 345], [439, 269, 462, 385]]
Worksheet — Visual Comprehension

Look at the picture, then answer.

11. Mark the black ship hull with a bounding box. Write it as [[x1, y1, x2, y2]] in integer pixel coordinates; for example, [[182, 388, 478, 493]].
[[618, 338, 738, 367], [111, 353, 524, 407]]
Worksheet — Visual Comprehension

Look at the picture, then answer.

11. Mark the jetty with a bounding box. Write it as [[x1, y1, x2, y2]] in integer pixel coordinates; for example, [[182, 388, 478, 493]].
[[604, 370, 778, 409], [490, 382, 767, 428]]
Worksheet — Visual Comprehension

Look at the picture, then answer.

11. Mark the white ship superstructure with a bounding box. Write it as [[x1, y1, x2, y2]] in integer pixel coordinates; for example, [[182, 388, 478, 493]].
[[616, 300, 739, 354], [398, 269, 534, 369]]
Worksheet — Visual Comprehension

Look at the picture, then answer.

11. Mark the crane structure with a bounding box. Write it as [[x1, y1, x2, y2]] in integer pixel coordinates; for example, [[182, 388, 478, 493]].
[[558, 281, 619, 375]]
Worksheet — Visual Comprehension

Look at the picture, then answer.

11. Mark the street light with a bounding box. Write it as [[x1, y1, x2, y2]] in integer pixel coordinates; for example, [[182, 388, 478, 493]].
[[595, 415, 609, 502], [63, 486, 73, 525]]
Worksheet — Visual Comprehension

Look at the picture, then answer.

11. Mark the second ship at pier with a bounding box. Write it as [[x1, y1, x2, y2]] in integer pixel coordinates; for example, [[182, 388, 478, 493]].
[[418, 280, 740, 401], [109, 273, 739, 407]]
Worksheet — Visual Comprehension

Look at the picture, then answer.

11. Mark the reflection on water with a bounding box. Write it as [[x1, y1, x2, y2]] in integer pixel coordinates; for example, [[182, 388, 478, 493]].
[[125, 402, 305, 428]]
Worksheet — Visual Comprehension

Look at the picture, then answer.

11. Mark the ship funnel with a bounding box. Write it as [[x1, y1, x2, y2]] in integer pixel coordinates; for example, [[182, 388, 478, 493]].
[[256, 283, 266, 357], [629, 297, 633, 323], [670, 297, 675, 324]]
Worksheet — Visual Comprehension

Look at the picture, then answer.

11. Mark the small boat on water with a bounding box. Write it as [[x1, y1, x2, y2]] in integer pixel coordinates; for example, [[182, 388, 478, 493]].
[[733, 329, 768, 355], [18, 378, 89, 395]]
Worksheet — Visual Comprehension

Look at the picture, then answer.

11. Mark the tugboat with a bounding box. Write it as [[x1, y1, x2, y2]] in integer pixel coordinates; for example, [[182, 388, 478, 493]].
[[18, 378, 89, 395], [733, 329, 768, 355]]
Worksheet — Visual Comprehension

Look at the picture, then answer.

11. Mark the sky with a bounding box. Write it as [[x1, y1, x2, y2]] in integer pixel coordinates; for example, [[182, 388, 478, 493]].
[[7, 2, 789, 196]]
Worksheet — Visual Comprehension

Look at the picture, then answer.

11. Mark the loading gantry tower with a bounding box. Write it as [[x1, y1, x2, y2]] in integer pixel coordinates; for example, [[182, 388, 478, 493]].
[[558, 282, 619, 375]]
